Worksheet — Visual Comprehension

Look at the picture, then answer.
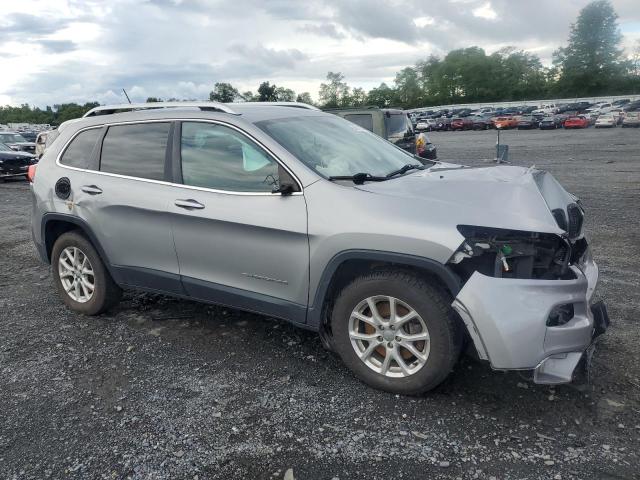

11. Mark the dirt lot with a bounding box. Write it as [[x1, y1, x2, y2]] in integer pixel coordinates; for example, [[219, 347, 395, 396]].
[[1, 127, 639, 480]]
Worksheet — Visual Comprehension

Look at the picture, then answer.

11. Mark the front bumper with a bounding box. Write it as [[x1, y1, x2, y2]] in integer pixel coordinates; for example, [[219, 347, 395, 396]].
[[0, 169, 29, 178], [452, 250, 607, 384]]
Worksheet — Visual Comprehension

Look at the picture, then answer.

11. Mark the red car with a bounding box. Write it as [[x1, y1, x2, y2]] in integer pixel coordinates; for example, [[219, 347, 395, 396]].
[[563, 116, 590, 129], [450, 117, 473, 131]]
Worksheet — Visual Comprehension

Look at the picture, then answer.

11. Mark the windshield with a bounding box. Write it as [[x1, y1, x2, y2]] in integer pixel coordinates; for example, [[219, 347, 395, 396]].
[[385, 113, 412, 138], [0, 143, 12, 152], [0, 133, 27, 143], [257, 115, 420, 178]]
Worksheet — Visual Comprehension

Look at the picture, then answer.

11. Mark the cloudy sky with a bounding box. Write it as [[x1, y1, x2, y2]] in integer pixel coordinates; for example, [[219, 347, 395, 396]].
[[1, 0, 639, 107]]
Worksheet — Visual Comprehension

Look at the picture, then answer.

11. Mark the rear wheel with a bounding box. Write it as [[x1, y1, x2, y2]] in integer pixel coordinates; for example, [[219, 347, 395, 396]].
[[331, 271, 462, 394], [52, 231, 122, 315]]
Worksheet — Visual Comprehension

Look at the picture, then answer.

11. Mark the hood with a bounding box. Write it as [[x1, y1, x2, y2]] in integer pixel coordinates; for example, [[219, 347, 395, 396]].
[[0, 150, 35, 161], [355, 164, 575, 236]]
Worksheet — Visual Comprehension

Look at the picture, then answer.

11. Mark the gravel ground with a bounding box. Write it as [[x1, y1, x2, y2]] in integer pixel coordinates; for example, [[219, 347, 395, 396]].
[[1, 127, 639, 480]]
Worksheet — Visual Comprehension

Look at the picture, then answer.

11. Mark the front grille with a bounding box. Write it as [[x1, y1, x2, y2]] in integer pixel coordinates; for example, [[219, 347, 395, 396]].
[[567, 203, 584, 238]]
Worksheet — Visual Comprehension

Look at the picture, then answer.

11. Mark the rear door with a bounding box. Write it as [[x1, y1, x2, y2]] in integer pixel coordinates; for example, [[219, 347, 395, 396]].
[[69, 121, 182, 293], [168, 121, 309, 323]]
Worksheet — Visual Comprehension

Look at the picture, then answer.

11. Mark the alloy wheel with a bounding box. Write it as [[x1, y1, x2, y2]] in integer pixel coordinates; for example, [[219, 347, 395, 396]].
[[58, 246, 95, 303], [348, 295, 430, 378]]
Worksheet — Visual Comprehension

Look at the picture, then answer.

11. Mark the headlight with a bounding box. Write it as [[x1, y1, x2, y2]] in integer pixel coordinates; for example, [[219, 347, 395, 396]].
[[449, 225, 571, 280]]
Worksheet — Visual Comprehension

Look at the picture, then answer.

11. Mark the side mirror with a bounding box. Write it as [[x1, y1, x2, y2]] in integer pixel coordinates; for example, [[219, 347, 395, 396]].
[[272, 183, 295, 195]]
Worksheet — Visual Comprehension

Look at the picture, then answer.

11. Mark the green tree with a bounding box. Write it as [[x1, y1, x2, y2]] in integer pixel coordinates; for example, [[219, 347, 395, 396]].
[[394, 67, 421, 108], [257, 82, 278, 101], [350, 87, 367, 106], [240, 91, 256, 102], [146, 97, 162, 102], [296, 92, 314, 104], [319, 72, 350, 108], [275, 87, 296, 102], [209, 82, 239, 103], [366, 83, 395, 107], [553, 0, 625, 95]]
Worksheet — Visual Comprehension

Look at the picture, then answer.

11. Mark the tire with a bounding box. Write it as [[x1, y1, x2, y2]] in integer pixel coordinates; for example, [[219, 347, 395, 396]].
[[51, 230, 122, 315], [330, 270, 463, 395]]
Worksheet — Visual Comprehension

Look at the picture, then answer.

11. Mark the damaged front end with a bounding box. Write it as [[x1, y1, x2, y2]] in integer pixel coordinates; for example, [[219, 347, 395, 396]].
[[449, 221, 608, 384]]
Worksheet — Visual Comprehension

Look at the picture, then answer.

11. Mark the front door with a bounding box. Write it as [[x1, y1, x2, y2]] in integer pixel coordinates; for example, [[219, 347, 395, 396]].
[[168, 121, 309, 323]]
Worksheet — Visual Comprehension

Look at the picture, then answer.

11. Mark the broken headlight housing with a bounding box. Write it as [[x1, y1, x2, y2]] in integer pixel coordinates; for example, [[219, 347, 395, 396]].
[[448, 225, 574, 280]]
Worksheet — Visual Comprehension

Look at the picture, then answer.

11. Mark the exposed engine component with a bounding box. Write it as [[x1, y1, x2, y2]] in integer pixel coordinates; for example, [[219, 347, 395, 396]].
[[449, 225, 578, 281]]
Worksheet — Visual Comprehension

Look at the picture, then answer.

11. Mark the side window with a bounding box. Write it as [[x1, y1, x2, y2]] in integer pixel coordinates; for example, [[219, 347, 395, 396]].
[[100, 123, 169, 181], [180, 122, 279, 193], [344, 114, 374, 132], [60, 128, 101, 169]]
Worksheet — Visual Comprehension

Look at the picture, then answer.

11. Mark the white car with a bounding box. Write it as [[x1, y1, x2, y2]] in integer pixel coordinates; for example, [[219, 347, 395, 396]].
[[533, 104, 558, 115], [416, 119, 436, 131], [595, 114, 617, 128]]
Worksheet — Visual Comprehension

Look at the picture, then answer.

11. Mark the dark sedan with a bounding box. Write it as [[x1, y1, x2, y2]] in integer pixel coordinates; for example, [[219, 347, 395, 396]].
[[0, 132, 36, 154], [517, 116, 540, 129], [539, 116, 560, 130], [0, 142, 38, 180]]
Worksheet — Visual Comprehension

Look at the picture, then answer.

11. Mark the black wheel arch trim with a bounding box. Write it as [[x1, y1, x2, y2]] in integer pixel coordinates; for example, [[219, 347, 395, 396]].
[[306, 249, 462, 328], [40, 212, 123, 284]]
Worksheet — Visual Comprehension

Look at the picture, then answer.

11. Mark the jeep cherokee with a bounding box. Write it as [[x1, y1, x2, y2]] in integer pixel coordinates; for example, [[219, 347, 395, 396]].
[[30, 101, 608, 394]]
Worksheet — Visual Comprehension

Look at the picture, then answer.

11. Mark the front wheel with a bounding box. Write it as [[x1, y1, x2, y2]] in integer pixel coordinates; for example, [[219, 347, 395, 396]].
[[331, 271, 462, 394], [52, 231, 122, 315]]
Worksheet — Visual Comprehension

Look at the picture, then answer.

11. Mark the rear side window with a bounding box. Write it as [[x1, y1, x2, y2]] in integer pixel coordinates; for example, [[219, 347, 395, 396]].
[[100, 123, 170, 181], [60, 128, 101, 169], [344, 114, 373, 132]]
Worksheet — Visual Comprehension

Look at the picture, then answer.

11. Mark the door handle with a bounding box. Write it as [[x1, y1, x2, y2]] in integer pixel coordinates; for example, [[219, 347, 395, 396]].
[[175, 199, 205, 210], [81, 185, 103, 195]]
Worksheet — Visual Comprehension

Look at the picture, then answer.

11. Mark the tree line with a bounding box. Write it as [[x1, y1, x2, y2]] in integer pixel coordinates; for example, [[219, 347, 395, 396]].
[[2, 0, 638, 125]]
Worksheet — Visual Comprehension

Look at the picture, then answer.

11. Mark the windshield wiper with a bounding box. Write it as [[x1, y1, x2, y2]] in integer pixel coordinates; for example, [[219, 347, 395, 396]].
[[386, 163, 425, 179], [328, 172, 387, 185]]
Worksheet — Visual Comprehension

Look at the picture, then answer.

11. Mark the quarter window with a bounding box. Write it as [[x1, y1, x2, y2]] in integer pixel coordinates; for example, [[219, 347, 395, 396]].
[[60, 128, 101, 169], [180, 122, 279, 192], [344, 114, 374, 132], [100, 123, 169, 181]]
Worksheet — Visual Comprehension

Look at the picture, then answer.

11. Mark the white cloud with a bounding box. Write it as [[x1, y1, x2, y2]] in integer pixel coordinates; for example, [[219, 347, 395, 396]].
[[473, 2, 498, 20], [0, 0, 638, 106]]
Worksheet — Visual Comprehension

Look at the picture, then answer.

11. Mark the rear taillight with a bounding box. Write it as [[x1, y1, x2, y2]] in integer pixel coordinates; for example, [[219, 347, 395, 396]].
[[27, 164, 37, 183]]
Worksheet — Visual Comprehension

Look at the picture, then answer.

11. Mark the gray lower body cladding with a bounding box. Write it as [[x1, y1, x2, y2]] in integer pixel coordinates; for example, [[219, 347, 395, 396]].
[[452, 248, 603, 384]]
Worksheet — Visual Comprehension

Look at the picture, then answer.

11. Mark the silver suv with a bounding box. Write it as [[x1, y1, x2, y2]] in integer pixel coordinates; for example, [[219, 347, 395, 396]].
[[30, 101, 609, 394]]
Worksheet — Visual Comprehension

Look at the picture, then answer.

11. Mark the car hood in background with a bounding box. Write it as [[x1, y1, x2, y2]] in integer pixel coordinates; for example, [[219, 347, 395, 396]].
[[355, 164, 573, 236]]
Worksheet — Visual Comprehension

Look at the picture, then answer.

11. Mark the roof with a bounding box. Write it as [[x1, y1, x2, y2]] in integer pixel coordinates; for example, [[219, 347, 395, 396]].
[[83, 101, 319, 118]]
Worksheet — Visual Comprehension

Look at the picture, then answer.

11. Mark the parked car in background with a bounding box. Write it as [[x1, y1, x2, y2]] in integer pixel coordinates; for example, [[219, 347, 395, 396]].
[[612, 99, 630, 107], [450, 117, 473, 131], [623, 101, 640, 112], [609, 109, 624, 125], [18, 131, 38, 142], [563, 116, 590, 129], [434, 117, 451, 131], [471, 116, 490, 130], [538, 116, 560, 130], [493, 116, 518, 130], [0, 131, 36, 154], [0, 142, 38, 180], [415, 118, 436, 132], [622, 112, 640, 127], [35, 131, 49, 158], [517, 116, 539, 130], [595, 114, 617, 128], [328, 107, 436, 160], [533, 104, 558, 115]]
